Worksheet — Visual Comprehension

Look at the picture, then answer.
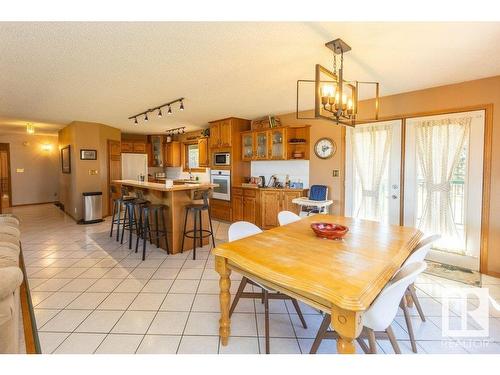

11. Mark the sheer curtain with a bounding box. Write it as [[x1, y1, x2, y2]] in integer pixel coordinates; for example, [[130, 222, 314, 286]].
[[415, 116, 471, 251], [351, 124, 392, 222]]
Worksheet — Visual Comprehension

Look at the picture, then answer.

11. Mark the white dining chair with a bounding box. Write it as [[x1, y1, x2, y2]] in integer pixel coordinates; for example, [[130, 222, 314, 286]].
[[397, 234, 440, 352], [227, 221, 307, 354], [310, 261, 427, 354], [277, 210, 301, 226]]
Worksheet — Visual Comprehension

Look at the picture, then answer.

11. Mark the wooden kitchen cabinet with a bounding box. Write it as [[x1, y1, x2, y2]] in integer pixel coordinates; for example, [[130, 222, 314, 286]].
[[243, 195, 257, 223], [133, 142, 146, 153], [260, 190, 282, 229], [209, 122, 220, 148], [209, 119, 233, 148], [282, 190, 302, 214], [164, 141, 181, 167], [260, 189, 306, 229], [121, 142, 133, 152], [232, 189, 244, 221], [241, 132, 254, 161], [255, 131, 268, 160], [269, 128, 287, 160], [121, 141, 147, 154], [211, 198, 232, 222], [219, 120, 232, 147], [198, 137, 209, 167], [232, 187, 258, 225]]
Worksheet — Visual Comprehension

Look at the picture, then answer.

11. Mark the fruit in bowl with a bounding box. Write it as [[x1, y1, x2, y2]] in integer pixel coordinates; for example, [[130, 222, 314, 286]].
[[310, 222, 349, 240]]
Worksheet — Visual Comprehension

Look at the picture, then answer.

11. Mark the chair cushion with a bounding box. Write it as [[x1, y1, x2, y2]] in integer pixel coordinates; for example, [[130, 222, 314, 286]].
[[0, 267, 23, 300], [0, 225, 20, 238], [0, 234, 20, 247]]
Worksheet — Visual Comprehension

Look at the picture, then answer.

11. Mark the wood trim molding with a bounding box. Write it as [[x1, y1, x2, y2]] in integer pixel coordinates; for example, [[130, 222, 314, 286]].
[[19, 247, 40, 354], [479, 104, 493, 275], [12, 201, 56, 207], [350, 104, 493, 275]]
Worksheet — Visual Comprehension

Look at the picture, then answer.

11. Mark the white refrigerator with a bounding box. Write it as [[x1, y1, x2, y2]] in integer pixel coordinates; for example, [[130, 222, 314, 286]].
[[121, 153, 148, 180]]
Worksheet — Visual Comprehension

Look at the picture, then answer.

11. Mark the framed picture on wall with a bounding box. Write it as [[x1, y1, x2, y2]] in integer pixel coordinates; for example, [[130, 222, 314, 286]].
[[61, 145, 71, 174], [80, 149, 97, 160]]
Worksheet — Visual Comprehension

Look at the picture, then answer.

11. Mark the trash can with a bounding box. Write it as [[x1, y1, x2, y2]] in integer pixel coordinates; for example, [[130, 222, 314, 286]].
[[82, 192, 103, 224]]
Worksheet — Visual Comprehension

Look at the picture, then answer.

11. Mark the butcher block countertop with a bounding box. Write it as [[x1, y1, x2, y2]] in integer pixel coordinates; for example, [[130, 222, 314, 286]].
[[113, 179, 218, 192]]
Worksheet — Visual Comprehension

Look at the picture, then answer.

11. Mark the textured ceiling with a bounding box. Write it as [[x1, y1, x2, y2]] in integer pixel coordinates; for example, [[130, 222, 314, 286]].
[[1, 22, 499, 135]]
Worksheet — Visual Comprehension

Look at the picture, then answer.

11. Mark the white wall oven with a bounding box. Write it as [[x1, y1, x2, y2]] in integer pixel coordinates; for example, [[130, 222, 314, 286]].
[[210, 169, 231, 201]]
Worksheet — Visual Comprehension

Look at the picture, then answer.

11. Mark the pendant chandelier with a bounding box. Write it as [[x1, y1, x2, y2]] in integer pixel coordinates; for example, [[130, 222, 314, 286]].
[[296, 38, 380, 127]]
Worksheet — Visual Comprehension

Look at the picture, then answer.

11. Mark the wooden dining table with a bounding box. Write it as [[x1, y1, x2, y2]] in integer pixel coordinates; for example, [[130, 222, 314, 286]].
[[212, 214, 423, 354]]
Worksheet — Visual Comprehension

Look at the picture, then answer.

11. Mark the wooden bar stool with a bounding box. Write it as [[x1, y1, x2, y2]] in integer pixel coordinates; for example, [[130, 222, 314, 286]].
[[135, 204, 169, 261], [109, 186, 135, 241], [180, 190, 216, 260]]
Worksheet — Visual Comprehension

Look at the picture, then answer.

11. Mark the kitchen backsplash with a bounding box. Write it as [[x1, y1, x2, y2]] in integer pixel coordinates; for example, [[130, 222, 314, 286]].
[[250, 160, 309, 188], [165, 166, 210, 182]]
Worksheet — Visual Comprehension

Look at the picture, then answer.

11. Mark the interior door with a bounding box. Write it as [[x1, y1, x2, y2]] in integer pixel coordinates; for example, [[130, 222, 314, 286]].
[[404, 110, 484, 270], [0, 144, 12, 212], [345, 120, 402, 225]]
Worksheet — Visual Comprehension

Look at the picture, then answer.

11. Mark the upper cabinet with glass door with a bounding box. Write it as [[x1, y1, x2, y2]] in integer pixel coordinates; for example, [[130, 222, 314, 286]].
[[270, 128, 287, 159], [241, 132, 254, 161], [255, 131, 268, 159], [239, 126, 308, 161]]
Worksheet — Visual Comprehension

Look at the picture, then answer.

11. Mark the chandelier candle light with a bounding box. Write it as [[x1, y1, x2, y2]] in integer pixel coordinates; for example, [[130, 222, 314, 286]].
[[297, 38, 380, 127]]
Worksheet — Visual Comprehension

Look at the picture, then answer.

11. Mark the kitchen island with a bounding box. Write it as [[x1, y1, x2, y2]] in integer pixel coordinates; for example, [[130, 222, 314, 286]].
[[112, 180, 218, 254]]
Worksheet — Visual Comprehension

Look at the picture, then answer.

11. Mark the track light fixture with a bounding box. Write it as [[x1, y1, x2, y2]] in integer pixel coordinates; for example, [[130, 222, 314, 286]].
[[128, 97, 184, 125], [165, 126, 186, 136]]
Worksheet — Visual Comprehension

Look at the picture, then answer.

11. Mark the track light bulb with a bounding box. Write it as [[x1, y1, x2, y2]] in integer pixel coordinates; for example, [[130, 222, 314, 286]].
[[180, 101, 184, 111], [168, 106, 172, 115], [134, 117, 138, 125], [144, 113, 148, 122], [158, 109, 162, 118]]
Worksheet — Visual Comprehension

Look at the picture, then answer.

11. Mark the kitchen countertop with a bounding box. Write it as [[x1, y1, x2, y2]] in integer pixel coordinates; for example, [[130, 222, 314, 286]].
[[233, 183, 308, 191], [113, 179, 218, 192]]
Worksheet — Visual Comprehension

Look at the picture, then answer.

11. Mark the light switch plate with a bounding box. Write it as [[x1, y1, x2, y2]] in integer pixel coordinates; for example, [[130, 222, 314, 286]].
[[16, 168, 24, 173], [88, 169, 98, 175], [332, 169, 339, 177]]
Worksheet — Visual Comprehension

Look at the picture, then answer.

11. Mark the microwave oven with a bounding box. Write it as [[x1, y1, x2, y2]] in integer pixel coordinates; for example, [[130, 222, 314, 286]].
[[213, 152, 230, 166]]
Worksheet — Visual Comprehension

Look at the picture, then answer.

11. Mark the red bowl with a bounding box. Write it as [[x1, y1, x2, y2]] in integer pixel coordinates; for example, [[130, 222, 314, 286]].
[[311, 222, 349, 240]]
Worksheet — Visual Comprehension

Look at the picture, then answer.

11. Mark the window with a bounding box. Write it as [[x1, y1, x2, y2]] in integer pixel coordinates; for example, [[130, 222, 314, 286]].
[[187, 144, 199, 169]]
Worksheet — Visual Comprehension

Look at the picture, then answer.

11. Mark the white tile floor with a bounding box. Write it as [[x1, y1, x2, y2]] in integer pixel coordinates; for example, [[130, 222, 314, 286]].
[[12, 204, 500, 354]]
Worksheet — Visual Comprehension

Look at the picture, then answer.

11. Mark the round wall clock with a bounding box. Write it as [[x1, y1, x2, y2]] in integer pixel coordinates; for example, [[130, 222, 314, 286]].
[[314, 137, 336, 159]]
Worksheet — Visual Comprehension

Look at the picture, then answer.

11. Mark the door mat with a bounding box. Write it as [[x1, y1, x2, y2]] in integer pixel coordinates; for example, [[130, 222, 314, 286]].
[[424, 260, 481, 287]]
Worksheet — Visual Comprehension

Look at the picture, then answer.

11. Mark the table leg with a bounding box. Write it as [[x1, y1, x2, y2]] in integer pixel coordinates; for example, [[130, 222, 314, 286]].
[[331, 305, 362, 354], [215, 256, 231, 346]]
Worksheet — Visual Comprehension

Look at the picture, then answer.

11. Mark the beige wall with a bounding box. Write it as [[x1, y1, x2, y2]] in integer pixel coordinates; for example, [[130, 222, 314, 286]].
[[58, 121, 120, 220], [0, 133, 59, 205], [278, 111, 344, 215], [281, 76, 500, 275], [355, 75, 500, 276]]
